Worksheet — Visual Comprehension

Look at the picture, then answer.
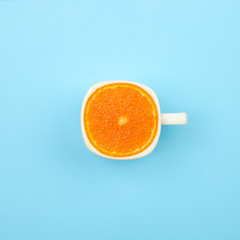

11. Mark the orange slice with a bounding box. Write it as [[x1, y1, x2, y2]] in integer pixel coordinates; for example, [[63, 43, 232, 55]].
[[84, 83, 158, 157]]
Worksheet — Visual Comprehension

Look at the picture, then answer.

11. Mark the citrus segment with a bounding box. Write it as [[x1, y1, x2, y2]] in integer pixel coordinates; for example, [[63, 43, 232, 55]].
[[84, 83, 158, 157]]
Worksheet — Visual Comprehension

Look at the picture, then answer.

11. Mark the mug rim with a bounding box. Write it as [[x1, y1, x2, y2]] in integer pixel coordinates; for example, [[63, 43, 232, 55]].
[[80, 80, 161, 160]]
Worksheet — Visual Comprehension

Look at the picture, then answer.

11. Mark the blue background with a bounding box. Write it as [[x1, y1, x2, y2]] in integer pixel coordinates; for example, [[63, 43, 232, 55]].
[[0, 1, 240, 239]]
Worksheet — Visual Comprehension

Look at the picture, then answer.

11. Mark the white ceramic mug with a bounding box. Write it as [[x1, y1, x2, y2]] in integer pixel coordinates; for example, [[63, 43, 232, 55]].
[[81, 80, 187, 160]]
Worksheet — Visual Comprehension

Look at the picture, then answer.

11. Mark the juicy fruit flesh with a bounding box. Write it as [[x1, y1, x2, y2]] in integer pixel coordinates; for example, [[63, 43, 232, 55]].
[[84, 83, 158, 157]]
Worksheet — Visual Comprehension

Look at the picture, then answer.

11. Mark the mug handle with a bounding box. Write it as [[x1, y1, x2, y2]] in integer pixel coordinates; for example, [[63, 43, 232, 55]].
[[161, 113, 187, 125]]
